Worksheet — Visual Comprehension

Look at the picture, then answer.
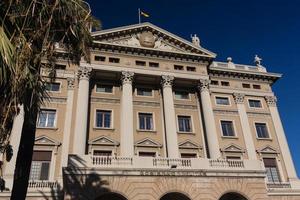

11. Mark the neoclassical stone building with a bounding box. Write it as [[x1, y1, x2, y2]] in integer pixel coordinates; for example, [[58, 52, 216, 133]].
[[1, 23, 300, 200]]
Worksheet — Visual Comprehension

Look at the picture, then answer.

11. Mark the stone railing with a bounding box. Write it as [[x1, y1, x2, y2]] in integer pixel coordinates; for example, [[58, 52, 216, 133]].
[[28, 180, 58, 189], [92, 156, 133, 167], [211, 62, 267, 72], [267, 182, 292, 189], [153, 158, 192, 168], [209, 159, 245, 168]]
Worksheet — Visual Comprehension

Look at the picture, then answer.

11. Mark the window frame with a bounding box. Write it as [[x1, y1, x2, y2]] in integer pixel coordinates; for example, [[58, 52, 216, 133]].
[[215, 96, 231, 106], [137, 150, 157, 157], [177, 115, 194, 133], [254, 121, 271, 139], [137, 111, 155, 132], [174, 90, 191, 100], [248, 99, 263, 109], [37, 108, 57, 129], [135, 87, 154, 98], [220, 120, 237, 138], [94, 109, 113, 129], [45, 81, 61, 93], [95, 83, 114, 94], [263, 157, 282, 183], [221, 81, 230, 87]]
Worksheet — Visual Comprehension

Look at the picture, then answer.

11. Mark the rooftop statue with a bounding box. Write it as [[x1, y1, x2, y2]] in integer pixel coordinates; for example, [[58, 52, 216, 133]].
[[191, 34, 200, 46]]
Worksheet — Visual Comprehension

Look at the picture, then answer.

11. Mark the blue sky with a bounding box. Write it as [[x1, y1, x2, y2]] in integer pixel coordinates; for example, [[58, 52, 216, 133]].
[[87, 0, 300, 176]]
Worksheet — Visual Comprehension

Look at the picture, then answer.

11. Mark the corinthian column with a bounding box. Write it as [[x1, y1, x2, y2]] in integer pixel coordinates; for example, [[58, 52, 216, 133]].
[[120, 71, 134, 157], [73, 67, 92, 155], [161, 75, 179, 158], [61, 78, 75, 169], [265, 96, 298, 181], [198, 79, 220, 159], [233, 93, 256, 160]]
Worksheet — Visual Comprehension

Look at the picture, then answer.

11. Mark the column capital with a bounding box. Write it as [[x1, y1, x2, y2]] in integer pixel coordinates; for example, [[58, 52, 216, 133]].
[[77, 67, 92, 80], [67, 77, 75, 90], [121, 71, 134, 85], [198, 79, 210, 92], [265, 96, 277, 107], [233, 93, 245, 104], [161, 75, 174, 88]]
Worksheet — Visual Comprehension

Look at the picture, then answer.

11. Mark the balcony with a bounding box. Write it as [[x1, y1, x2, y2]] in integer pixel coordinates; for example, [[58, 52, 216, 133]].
[[267, 182, 292, 189], [28, 180, 59, 190]]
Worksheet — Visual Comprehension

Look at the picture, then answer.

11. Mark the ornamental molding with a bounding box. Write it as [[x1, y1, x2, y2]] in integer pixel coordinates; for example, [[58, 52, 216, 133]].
[[265, 96, 277, 107], [213, 109, 239, 116], [90, 97, 120, 104], [198, 79, 210, 92], [134, 138, 162, 148], [49, 97, 67, 103], [246, 112, 271, 117], [257, 145, 279, 155], [88, 136, 119, 146], [35, 135, 61, 146], [121, 71, 134, 85], [133, 100, 160, 107], [77, 67, 92, 80], [67, 77, 75, 90], [221, 143, 245, 153], [174, 104, 198, 110], [178, 140, 202, 149], [161, 75, 174, 88], [233, 93, 245, 104]]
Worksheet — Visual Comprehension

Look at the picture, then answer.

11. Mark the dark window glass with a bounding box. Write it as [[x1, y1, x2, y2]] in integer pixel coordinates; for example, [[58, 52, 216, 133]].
[[263, 158, 281, 182], [253, 84, 261, 89], [221, 81, 230, 86], [95, 56, 106, 61], [139, 113, 153, 130], [137, 88, 152, 96], [211, 80, 219, 85], [174, 65, 184, 70], [45, 82, 60, 92], [29, 151, 52, 180], [255, 123, 269, 138], [149, 62, 159, 67], [37, 110, 56, 128], [174, 91, 189, 100], [216, 97, 230, 105], [96, 84, 113, 93], [93, 150, 112, 156], [242, 83, 251, 88], [221, 120, 235, 137], [186, 66, 196, 72], [178, 116, 192, 132], [181, 153, 197, 158], [54, 64, 66, 70], [138, 152, 156, 157], [96, 110, 111, 128], [249, 99, 262, 108], [226, 156, 241, 160], [136, 60, 146, 66], [109, 57, 120, 63]]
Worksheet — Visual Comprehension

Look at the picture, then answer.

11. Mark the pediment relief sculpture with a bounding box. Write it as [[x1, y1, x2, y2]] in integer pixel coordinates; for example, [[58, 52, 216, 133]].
[[88, 136, 119, 146], [178, 140, 202, 149], [221, 144, 245, 153], [135, 138, 162, 148]]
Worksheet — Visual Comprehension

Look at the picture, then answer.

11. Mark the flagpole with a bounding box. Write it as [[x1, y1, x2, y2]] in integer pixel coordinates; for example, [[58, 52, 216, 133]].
[[138, 8, 141, 24]]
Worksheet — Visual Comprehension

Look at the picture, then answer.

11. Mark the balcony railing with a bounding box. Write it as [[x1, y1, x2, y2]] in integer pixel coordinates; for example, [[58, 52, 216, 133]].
[[28, 180, 58, 189], [209, 159, 245, 168], [267, 182, 292, 189], [153, 158, 192, 168], [92, 156, 133, 167]]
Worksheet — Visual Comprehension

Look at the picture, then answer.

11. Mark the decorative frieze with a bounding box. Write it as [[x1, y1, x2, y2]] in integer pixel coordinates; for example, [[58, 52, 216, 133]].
[[67, 77, 75, 90], [121, 71, 134, 85], [133, 101, 160, 107], [174, 104, 198, 110], [161, 75, 174, 88], [77, 67, 92, 80], [233, 93, 245, 104], [49, 97, 67, 103], [198, 79, 210, 92], [265, 96, 277, 107], [213, 109, 239, 116], [91, 97, 120, 104]]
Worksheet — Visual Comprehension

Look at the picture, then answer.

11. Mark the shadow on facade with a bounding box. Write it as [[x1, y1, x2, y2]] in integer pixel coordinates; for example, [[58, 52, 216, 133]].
[[219, 192, 248, 200]]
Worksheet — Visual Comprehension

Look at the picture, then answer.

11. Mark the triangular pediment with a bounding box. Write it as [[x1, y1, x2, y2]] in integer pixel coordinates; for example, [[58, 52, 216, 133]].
[[178, 140, 201, 149], [135, 138, 162, 148], [221, 144, 245, 153], [257, 145, 279, 154], [92, 23, 216, 58], [88, 136, 119, 146], [35, 135, 60, 146]]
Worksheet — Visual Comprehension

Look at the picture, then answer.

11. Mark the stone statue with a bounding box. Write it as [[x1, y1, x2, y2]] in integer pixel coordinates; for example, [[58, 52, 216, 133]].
[[254, 55, 262, 66], [191, 34, 200, 46]]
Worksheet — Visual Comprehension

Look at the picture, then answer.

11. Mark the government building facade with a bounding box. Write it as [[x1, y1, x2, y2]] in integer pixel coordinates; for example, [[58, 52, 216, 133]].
[[1, 23, 300, 200]]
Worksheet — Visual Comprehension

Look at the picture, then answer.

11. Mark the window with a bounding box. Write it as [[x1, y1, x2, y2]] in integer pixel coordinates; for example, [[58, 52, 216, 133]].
[[249, 99, 262, 108], [216, 97, 230, 105], [95, 56, 105, 61], [109, 57, 120, 63], [181, 153, 197, 158], [178, 116, 192, 132], [138, 113, 154, 130], [174, 65, 184, 70], [45, 82, 60, 92], [255, 123, 269, 138], [93, 150, 112, 156], [186, 66, 196, 72], [54, 64, 66, 70], [221, 81, 230, 86], [226, 156, 241, 160], [138, 152, 156, 157], [137, 88, 152, 96], [136, 60, 146, 66], [37, 109, 56, 128], [96, 84, 113, 93], [174, 91, 189, 100], [29, 151, 52, 180], [263, 158, 281, 182], [96, 110, 112, 128], [221, 120, 235, 137], [149, 62, 159, 67], [242, 83, 251, 88], [211, 80, 219, 85], [253, 84, 261, 89]]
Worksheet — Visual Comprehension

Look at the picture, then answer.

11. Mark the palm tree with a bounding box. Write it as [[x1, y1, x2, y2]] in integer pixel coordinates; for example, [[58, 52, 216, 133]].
[[0, 0, 100, 199]]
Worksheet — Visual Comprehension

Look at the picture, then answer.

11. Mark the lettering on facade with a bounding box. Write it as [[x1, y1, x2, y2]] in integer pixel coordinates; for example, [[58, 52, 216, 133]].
[[139, 170, 207, 177]]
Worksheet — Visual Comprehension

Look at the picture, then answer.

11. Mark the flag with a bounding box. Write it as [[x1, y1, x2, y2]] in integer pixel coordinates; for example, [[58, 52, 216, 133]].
[[140, 10, 150, 18]]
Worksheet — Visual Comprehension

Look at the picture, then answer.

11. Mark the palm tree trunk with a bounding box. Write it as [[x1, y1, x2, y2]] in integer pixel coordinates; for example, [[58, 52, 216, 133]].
[[10, 93, 38, 200]]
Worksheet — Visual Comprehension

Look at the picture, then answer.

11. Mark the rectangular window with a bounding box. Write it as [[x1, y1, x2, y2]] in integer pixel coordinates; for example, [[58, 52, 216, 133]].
[[181, 153, 197, 158], [253, 84, 261, 89], [221, 120, 235, 137], [263, 158, 281, 182], [45, 82, 60, 92], [37, 109, 56, 128], [255, 123, 269, 138], [138, 113, 154, 130], [249, 99, 262, 108], [54, 64, 66, 70], [221, 81, 230, 86], [149, 62, 159, 67], [29, 151, 52, 180], [174, 91, 189, 100], [93, 150, 112, 156], [96, 84, 113, 93], [138, 151, 156, 157], [96, 110, 112, 128], [186, 66, 196, 72], [136, 60, 146, 66], [226, 156, 241, 160], [95, 56, 106, 61], [137, 88, 152, 96], [109, 57, 120, 63], [216, 97, 230, 105], [242, 83, 251, 88], [178, 116, 192, 132], [211, 80, 219, 85], [174, 65, 184, 70]]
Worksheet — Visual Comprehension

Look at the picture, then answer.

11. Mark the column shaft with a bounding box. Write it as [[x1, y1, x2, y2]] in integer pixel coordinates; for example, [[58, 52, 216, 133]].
[[198, 79, 220, 159]]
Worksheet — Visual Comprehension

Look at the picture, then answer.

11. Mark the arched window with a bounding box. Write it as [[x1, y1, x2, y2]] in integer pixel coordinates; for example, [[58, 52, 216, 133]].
[[219, 192, 248, 200], [160, 192, 191, 200], [95, 192, 127, 200]]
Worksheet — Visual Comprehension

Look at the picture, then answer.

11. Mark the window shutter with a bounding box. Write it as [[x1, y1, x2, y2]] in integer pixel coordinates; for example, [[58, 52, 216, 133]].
[[263, 158, 277, 167], [40, 162, 50, 180], [32, 151, 52, 161]]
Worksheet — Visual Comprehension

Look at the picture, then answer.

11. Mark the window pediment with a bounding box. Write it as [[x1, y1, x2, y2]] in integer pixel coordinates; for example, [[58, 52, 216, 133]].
[[178, 140, 202, 149], [88, 136, 119, 146], [221, 143, 245, 153], [35, 135, 60, 146], [257, 145, 279, 154], [135, 138, 162, 148]]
